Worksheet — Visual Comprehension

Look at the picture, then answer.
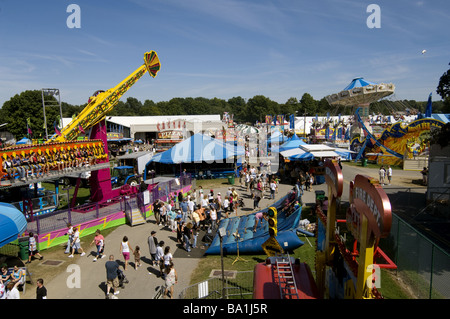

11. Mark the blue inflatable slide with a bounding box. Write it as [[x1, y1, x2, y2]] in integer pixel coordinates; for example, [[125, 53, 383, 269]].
[[205, 190, 306, 255]]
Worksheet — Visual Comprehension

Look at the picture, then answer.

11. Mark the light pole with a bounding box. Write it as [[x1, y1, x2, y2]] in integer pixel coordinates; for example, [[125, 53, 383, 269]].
[[218, 226, 226, 299], [42, 88, 63, 140]]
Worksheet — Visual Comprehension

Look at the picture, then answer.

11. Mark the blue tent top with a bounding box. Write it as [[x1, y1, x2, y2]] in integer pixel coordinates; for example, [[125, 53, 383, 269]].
[[276, 134, 307, 153], [149, 133, 244, 164], [16, 137, 31, 145], [0, 203, 27, 248], [343, 77, 378, 91]]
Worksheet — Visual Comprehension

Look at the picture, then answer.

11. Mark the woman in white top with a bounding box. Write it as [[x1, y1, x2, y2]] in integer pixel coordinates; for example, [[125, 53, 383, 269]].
[[5, 282, 20, 299], [164, 262, 177, 299], [163, 246, 172, 278], [223, 197, 230, 218], [120, 236, 134, 271], [201, 195, 208, 208]]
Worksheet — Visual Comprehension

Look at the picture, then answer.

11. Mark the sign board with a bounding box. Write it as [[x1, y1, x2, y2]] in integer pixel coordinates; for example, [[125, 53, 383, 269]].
[[347, 175, 392, 245], [324, 159, 343, 198], [261, 236, 284, 257], [157, 130, 183, 140]]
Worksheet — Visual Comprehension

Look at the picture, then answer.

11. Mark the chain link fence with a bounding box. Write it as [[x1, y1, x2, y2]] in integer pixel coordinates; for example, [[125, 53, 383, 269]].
[[380, 213, 450, 299]]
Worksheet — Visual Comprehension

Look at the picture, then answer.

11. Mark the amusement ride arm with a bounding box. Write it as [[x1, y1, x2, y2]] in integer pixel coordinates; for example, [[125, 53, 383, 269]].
[[46, 51, 160, 143]]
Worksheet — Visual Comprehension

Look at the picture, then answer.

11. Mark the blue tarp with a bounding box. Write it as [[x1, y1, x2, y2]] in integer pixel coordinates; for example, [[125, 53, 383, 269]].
[[276, 134, 307, 153], [148, 133, 244, 164], [0, 203, 27, 248], [343, 77, 377, 91], [16, 137, 31, 145]]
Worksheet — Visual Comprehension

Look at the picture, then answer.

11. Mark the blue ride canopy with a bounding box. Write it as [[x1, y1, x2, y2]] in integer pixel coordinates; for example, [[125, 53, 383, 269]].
[[205, 190, 304, 255], [343, 77, 378, 91], [0, 203, 27, 248]]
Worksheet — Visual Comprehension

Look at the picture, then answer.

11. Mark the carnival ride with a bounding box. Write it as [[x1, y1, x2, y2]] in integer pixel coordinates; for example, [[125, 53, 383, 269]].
[[323, 77, 446, 165], [314, 159, 396, 299], [350, 107, 445, 165], [205, 190, 304, 255], [0, 51, 160, 213]]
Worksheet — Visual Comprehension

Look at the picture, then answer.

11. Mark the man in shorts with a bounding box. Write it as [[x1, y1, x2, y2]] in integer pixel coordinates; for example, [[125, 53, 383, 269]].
[[105, 255, 120, 299]]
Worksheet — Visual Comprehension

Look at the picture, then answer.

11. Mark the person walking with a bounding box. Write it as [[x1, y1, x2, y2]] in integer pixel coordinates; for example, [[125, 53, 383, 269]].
[[164, 262, 178, 299], [183, 222, 192, 252], [147, 231, 158, 266], [36, 278, 47, 299], [90, 229, 105, 262], [162, 246, 173, 279], [26, 232, 44, 263], [155, 241, 165, 277], [379, 166, 386, 185], [119, 236, 133, 271], [133, 246, 141, 270], [387, 165, 393, 185], [105, 255, 120, 299], [421, 167, 428, 186], [68, 227, 85, 258], [64, 223, 74, 254]]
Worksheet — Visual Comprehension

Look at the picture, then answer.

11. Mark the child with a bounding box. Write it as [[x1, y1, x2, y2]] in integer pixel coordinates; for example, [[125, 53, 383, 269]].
[[26, 232, 43, 263], [192, 224, 199, 248], [134, 246, 141, 270]]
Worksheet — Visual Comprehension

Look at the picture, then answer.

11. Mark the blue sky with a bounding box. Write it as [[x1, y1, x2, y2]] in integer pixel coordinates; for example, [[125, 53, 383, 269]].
[[0, 0, 449, 108]]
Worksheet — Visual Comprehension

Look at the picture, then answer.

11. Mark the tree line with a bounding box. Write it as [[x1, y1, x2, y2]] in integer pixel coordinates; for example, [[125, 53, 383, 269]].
[[0, 88, 448, 140]]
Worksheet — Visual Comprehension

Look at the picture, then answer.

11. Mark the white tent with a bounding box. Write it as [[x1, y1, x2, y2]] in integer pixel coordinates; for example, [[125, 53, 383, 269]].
[[280, 144, 355, 161]]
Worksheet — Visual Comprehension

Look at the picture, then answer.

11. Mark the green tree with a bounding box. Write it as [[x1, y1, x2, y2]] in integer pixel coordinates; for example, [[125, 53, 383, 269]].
[[436, 68, 450, 113], [141, 99, 161, 115], [246, 95, 279, 124], [281, 97, 299, 117], [299, 93, 317, 115], [1, 90, 60, 139], [227, 96, 246, 122]]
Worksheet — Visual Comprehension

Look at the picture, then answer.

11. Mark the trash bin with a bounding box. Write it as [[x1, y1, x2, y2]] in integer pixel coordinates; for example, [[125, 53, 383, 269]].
[[18, 237, 29, 261], [315, 190, 325, 202], [227, 174, 235, 185], [362, 158, 368, 167]]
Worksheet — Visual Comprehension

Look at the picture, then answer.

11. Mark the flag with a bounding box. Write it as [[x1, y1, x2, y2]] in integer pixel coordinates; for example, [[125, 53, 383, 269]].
[[425, 92, 432, 118], [26, 118, 32, 135], [289, 114, 295, 129], [78, 125, 85, 134], [54, 121, 61, 136]]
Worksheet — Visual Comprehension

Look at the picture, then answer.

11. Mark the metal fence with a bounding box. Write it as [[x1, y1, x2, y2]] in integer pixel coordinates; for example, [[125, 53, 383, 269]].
[[23, 174, 193, 235], [178, 271, 254, 299], [380, 213, 450, 299]]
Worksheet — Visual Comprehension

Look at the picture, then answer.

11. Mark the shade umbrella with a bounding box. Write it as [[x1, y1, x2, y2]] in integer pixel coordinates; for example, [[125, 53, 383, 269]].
[[236, 124, 259, 135], [0, 203, 27, 248]]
